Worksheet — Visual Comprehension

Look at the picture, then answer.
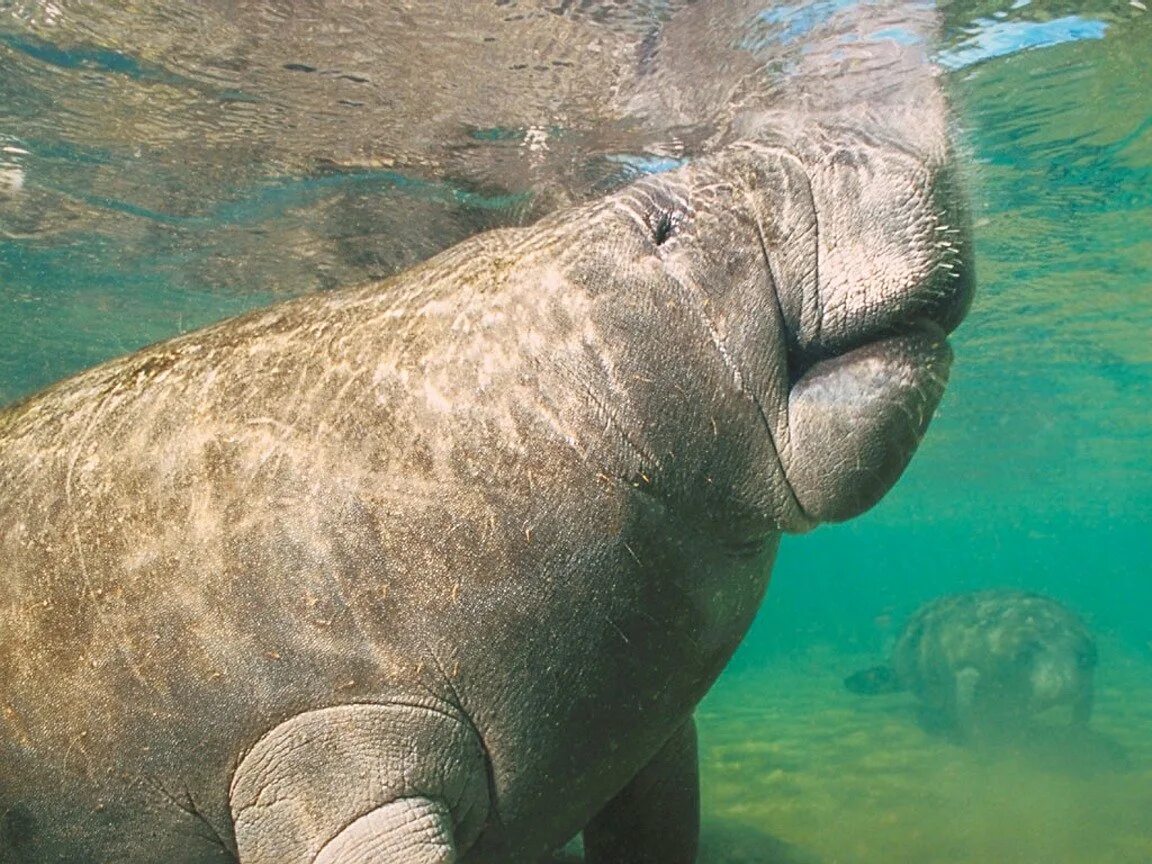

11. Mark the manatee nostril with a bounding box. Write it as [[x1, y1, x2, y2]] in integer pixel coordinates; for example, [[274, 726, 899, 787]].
[[649, 209, 678, 246]]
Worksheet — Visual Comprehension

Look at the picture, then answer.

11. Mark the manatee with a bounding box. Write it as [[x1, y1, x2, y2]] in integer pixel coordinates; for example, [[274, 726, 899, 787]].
[[0, 4, 974, 864], [846, 590, 1098, 737]]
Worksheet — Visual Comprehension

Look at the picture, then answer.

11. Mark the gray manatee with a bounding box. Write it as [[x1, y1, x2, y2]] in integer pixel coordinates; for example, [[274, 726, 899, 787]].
[[0, 8, 973, 864], [846, 590, 1097, 737]]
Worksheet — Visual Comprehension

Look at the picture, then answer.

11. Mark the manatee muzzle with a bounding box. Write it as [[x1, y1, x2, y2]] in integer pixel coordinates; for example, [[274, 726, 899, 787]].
[[772, 132, 974, 526]]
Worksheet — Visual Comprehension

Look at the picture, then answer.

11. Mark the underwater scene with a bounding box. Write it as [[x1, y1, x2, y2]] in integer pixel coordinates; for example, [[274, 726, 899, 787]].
[[1, 1, 1149, 862]]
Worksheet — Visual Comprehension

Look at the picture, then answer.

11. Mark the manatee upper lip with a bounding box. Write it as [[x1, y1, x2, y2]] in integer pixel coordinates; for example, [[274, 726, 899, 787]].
[[787, 247, 974, 384], [769, 137, 976, 377]]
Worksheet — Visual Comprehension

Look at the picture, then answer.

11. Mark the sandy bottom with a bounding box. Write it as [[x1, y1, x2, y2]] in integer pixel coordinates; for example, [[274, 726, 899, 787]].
[[694, 642, 1152, 864]]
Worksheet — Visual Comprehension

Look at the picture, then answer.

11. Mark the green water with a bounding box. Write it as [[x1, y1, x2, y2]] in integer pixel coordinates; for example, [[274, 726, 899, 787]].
[[2, 2, 1150, 862]]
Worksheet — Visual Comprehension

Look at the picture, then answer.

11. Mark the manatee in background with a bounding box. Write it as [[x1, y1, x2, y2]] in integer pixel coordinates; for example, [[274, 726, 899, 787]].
[[846, 590, 1097, 738], [0, 1, 973, 862]]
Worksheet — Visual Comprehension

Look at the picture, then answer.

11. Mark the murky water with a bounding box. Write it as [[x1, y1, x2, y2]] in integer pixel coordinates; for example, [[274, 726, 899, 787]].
[[2, 1, 1149, 862]]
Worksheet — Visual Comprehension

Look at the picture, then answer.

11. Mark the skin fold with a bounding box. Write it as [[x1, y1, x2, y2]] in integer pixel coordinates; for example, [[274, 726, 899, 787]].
[[0, 2, 974, 863]]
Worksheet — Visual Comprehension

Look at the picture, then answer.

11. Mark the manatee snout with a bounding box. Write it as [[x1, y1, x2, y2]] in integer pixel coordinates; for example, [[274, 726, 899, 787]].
[[789, 130, 975, 364], [763, 126, 974, 525]]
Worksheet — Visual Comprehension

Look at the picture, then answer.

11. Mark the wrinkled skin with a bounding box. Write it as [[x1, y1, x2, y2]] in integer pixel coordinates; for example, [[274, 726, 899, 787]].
[[0, 3, 973, 864]]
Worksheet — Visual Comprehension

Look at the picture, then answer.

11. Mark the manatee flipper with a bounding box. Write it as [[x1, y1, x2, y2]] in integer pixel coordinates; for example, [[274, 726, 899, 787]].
[[229, 703, 489, 864], [313, 799, 455, 864], [583, 718, 699, 864], [953, 666, 981, 738]]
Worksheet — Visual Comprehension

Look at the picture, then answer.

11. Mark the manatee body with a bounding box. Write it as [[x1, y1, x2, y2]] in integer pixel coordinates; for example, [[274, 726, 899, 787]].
[[0, 22, 973, 864], [847, 591, 1097, 735]]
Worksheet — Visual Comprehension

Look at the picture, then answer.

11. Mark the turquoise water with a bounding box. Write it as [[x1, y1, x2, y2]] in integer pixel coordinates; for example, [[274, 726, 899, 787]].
[[2, 1, 1150, 862]]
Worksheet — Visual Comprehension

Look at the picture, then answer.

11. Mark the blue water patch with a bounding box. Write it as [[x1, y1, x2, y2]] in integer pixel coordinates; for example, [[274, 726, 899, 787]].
[[937, 15, 1108, 70], [468, 127, 530, 143], [754, 0, 862, 46], [18, 137, 115, 167], [866, 26, 923, 47], [743, 0, 936, 55], [0, 31, 190, 86], [210, 170, 531, 222], [603, 153, 686, 177], [27, 167, 532, 229]]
